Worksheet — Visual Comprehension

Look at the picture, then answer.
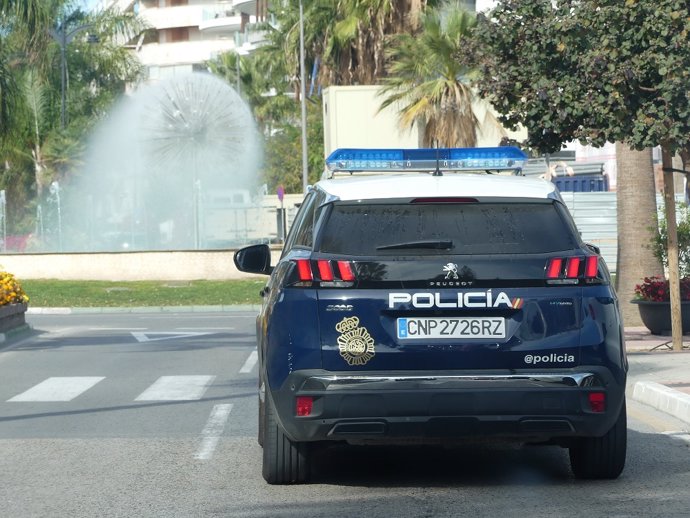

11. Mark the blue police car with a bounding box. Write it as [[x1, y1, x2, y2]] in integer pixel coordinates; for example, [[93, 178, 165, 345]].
[[234, 147, 627, 484]]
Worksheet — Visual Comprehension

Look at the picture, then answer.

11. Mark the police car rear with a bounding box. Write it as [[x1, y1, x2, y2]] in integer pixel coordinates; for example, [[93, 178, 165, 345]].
[[234, 147, 627, 484]]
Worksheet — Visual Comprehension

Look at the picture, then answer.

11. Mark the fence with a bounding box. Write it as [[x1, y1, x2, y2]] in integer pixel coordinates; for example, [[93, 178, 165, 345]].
[[561, 192, 618, 271], [3, 192, 686, 280]]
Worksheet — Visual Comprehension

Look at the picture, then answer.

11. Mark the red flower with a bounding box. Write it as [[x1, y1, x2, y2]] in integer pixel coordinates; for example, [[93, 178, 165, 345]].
[[634, 276, 690, 302]]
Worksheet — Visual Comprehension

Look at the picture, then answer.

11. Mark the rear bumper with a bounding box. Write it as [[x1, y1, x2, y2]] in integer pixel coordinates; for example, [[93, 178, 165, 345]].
[[271, 367, 625, 443]]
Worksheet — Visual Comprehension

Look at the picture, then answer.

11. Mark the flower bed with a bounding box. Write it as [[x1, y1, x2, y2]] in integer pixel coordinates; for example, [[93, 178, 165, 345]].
[[634, 276, 690, 302], [0, 271, 29, 334], [633, 276, 690, 334]]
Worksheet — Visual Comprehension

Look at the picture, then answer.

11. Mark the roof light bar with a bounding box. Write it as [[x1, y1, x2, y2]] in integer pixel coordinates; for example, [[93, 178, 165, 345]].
[[325, 147, 527, 173]]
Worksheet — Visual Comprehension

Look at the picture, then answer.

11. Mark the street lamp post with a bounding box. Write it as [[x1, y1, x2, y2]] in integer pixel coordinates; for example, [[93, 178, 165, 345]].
[[299, 0, 309, 193], [49, 22, 95, 129]]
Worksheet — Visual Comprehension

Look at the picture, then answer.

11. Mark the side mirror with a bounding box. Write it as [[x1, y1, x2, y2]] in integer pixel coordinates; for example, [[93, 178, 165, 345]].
[[234, 244, 273, 275]]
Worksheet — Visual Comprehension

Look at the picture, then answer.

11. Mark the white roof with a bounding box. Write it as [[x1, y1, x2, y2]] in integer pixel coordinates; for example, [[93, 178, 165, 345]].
[[317, 173, 559, 201]]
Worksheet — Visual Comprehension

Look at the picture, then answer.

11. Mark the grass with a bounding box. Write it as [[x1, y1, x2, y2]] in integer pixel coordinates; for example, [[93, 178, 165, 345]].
[[21, 279, 266, 307]]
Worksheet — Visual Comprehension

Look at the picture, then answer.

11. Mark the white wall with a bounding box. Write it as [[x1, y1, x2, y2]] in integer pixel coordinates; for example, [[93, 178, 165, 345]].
[[2, 249, 281, 281], [322, 85, 527, 156], [323, 86, 419, 156]]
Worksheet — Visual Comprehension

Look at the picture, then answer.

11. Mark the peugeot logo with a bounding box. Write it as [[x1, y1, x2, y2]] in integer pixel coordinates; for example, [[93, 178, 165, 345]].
[[443, 263, 459, 280]]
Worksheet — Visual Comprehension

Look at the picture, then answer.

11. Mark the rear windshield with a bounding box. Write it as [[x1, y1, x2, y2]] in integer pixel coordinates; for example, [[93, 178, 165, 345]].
[[318, 202, 579, 255]]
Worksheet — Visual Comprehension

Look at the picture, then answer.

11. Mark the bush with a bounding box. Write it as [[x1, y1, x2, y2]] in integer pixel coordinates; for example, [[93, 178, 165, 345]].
[[651, 203, 690, 277], [0, 271, 29, 306]]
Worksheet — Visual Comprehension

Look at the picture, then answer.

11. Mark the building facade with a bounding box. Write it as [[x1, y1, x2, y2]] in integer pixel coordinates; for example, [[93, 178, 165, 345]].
[[110, 0, 268, 81]]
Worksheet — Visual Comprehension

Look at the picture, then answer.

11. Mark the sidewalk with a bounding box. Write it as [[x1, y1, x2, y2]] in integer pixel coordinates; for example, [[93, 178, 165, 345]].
[[624, 326, 690, 353], [624, 326, 690, 427]]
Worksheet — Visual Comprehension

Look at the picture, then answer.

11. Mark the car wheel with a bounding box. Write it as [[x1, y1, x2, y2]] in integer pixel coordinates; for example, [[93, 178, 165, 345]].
[[569, 401, 627, 479], [262, 395, 311, 484]]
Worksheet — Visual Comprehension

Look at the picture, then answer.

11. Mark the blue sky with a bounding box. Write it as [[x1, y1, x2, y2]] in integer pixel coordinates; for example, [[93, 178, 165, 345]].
[[81, 0, 103, 12]]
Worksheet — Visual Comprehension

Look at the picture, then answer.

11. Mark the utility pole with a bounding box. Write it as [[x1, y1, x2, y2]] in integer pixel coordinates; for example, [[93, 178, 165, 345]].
[[299, 0, 309, 193]]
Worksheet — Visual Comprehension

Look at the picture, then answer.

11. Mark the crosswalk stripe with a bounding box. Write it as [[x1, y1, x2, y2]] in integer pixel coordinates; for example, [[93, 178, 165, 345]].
[[135, 375, 215, 401], [8, 377, 105, 402], [195, 404, 233, 460], [239, 351, 258, 374]]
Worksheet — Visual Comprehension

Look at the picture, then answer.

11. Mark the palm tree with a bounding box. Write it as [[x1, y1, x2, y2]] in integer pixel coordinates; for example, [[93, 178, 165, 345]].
[[0, 0, 145, 229], [0, 41, 17, 138], [615, 144, 665, 326], [267, 0, 438, 94], [331, 0, 438, 84], [378, 3, 482, 147]]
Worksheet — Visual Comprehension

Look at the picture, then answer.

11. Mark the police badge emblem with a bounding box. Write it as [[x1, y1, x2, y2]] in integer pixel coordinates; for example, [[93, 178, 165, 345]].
[[335, 316, 375, 366]]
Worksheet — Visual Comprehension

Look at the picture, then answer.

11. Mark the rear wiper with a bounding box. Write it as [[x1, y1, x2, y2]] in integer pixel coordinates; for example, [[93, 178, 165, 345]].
[[376, 240, 453, 250]]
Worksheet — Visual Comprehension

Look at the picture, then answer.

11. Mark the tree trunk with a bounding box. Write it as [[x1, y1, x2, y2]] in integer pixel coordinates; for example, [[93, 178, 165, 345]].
[[615, 143, 664, 326], [661, 147, 683, 350]]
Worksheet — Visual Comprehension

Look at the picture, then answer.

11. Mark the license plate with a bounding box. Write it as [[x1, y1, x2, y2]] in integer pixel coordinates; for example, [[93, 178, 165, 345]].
[[397, 317, 505, 339]]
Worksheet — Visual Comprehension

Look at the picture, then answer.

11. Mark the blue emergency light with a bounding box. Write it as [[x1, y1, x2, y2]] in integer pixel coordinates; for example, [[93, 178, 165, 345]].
[[325, 146, 527, 174]]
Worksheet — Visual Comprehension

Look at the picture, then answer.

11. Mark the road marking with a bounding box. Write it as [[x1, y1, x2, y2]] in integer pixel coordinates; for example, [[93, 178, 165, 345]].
[[135, 375, 215, 401], [195, 403, 233, 460], [175, 326, 235, 331], [239, 351, 258, 374], [8, 377, 105, 402], [91, 327, 148, 331], [131, 332, 212, 343]]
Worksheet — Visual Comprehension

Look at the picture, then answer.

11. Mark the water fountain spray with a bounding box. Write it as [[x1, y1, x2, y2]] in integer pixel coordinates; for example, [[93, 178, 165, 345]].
[[62, 73, 260, 252]]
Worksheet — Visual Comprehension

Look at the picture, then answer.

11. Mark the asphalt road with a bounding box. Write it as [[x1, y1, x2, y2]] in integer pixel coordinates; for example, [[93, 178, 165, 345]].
[[1, 311, 689, 518]]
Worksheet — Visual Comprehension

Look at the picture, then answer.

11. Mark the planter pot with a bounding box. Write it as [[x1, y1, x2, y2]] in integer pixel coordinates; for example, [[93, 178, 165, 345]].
[[630, 300, 690, 335], [0, 303, 27, 333]]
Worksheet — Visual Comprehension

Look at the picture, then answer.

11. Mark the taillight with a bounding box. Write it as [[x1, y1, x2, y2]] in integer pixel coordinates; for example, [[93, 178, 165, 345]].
[[336, 261, 355, 281], [546, 258, 563, 279], [291, 259, 356, 285], [546, 256, 600, 284], [566, 257, 581, 279], [296, 396, 314, 417], [411, 197, 478, 203], [585, 256, 599, 278], [317, 260, 334, 281], [295, 259, 313, 281], [588, 392, 606, 413]]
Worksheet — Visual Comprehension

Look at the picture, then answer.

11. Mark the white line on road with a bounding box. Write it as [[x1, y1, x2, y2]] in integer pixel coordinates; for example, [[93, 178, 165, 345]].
[[239, 351, 258, 374], [91, 327, 148, 331], [175, 327, 235, 331], [8, 377, 105, 402], [195, 403, 233, 460], [131, 332, 212, 343], [135, 375, 215, 401]]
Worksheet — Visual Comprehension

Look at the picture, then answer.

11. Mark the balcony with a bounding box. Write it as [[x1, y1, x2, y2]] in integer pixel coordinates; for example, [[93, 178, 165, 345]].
[[136, 40, 238, 67], [233, 0, 258, 15], [199, 7, 247, 34], [139, 5, 203, 30]]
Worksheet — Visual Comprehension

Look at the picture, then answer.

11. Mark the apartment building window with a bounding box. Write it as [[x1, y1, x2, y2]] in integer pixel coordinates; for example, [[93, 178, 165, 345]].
[[169, 27, 189, 42]]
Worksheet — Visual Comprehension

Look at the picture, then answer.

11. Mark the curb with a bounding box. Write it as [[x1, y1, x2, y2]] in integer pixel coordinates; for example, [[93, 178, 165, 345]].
[[27, 305, 261, 315], [632, 381, 690, 426]]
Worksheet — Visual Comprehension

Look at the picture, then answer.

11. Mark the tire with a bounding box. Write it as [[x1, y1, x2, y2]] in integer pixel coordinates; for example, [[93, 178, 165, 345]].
[[262, 395, 311, 484], [258, 395, 265, 447], [569, 401, 627, 479]]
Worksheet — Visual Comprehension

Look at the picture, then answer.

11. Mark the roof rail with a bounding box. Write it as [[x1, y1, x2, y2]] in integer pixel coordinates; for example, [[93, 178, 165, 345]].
[[323, 146, 528, 178]]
